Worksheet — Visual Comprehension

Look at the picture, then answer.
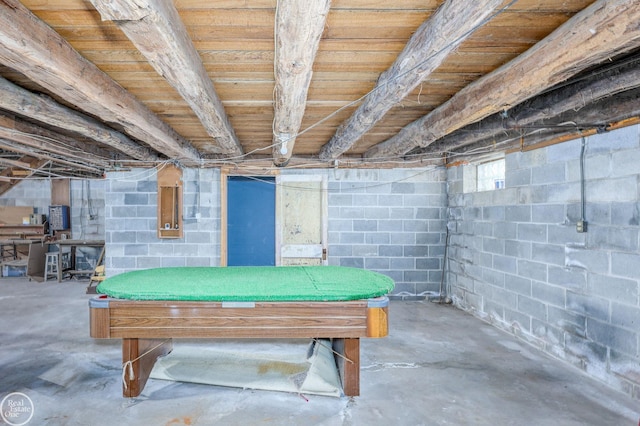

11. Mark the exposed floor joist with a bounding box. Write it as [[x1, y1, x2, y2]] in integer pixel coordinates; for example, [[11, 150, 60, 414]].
[[409, 53, 640, 161], [364, 0, 640, 160], [90, 0, 243, 158], [0, 156, 49, 195], [0, 0, 201, 164], [272, 0, 331, 167], [0, 112, 118, 167], [0, 115, 115, 179], [447, 87, 640, 164], [0, 137, 101, 174], [318, 0, 505, 161], [0, 0, 636, 175], [0, 76, 159, 162]]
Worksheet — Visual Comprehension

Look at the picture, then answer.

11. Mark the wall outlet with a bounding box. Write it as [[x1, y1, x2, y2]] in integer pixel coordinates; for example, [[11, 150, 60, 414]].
[[576, 220, 587, 233]]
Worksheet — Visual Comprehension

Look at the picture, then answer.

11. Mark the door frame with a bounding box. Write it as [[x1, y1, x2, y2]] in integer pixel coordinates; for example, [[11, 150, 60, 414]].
[[275, 174, 328, 266], [220, 168, 278, 266], [221, 170, 327, 267]]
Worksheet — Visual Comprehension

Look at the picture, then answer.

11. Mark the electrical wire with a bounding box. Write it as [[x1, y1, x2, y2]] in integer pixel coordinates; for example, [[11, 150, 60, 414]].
[[1, 0, 525, 174], [224, 163, 444, 193], [3, 128, 114, 166], [580, 135, 587, 224], [262, 0, 521, 164]]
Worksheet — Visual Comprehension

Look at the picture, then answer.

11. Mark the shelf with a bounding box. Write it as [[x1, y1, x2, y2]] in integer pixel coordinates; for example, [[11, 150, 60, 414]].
[[0, 224, 47, 239]]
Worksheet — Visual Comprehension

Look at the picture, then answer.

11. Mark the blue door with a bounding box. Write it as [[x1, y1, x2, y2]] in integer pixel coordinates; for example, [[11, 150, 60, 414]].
[[227, 176, 275, 266]]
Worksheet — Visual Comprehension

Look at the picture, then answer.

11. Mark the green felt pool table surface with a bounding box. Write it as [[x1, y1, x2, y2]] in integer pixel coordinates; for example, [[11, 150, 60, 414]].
[[97, 265, 394, 302]]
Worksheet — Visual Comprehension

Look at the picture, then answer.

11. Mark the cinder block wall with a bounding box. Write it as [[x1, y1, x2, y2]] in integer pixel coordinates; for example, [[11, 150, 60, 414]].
[[0, 179, 105, 268], [319, 168, 446, 297], [104, 167, 447, 297], [446, 124, 640, 399], [70, 179, 105, 240], [0, 179, 106, 242], [105, 167, 220, 276], [0, 179, 51, 214], [68, 179, 106, 270]]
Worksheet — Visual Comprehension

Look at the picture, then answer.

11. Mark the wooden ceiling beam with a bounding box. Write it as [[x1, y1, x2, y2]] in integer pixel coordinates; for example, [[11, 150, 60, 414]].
[[0, 112, 117, 161], [0, 157, 51, 195], [318, 0, 505, 161], [445, 87, 640, 163], [0, 0, 200, 164], [90, 0, 243, 158], [410, 54, 640, 159], [272, 0, 331, 166], [0, 158, 31, 169], [0, 76, 159, 162], [0, 138, 104, 175], [9, 169, 33, 177], [0, 167, 20, 195], [364, 0, 640, 160], [0, 113, 115, 171]]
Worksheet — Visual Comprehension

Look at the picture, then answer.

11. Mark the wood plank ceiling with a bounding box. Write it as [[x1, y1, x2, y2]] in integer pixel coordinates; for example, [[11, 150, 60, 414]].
[[0, 0, 638, 184]]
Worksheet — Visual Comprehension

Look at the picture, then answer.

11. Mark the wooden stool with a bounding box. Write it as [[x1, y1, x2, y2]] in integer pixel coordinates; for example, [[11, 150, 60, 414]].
[[44, 252, 59, 282]]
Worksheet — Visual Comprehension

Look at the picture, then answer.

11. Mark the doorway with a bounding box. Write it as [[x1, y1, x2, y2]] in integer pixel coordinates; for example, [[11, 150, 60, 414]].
[[275, 175, 328, 265], [226, 176, 275, 266], [223, 174, 327, 266]]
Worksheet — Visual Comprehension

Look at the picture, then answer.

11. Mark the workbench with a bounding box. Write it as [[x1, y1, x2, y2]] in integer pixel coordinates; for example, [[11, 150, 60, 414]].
[[48, 239, 105, 282]]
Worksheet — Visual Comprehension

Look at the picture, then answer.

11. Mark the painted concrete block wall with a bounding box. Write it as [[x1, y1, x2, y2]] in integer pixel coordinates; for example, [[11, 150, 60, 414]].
[[70, 179, 105, 240], [0, 179, 106, 240], [104, 167, 447, 297], [0, 178, 106, 268], [317, 167, 447, 297], [446, 124, 640, 400], [68, 179, 106, 270], [104, 167, 220, 277], [0, 179, 51, 214]]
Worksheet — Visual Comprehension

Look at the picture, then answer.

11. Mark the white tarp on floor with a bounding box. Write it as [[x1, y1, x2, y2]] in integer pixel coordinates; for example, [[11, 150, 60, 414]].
[[150, 339, 343, 397]]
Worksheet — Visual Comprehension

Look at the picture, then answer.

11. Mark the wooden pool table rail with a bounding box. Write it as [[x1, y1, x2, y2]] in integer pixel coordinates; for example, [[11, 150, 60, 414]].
[[90, 297, 389, 397]]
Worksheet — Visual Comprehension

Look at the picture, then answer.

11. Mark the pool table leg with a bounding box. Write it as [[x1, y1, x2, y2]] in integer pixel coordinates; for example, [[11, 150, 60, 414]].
[[122, 338, 173, 397], [333, 338, 360, 397]]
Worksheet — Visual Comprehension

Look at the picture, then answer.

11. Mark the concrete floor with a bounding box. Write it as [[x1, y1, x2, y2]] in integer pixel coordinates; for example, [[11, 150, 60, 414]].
[[1, 277, 638, 426]]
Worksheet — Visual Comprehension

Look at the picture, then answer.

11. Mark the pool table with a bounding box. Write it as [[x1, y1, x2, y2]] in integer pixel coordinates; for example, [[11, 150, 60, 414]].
[[89, 266, 393, 397]]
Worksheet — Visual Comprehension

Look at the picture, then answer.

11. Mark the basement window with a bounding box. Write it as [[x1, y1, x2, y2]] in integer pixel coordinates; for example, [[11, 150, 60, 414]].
[[463, 157, 505, 193]]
